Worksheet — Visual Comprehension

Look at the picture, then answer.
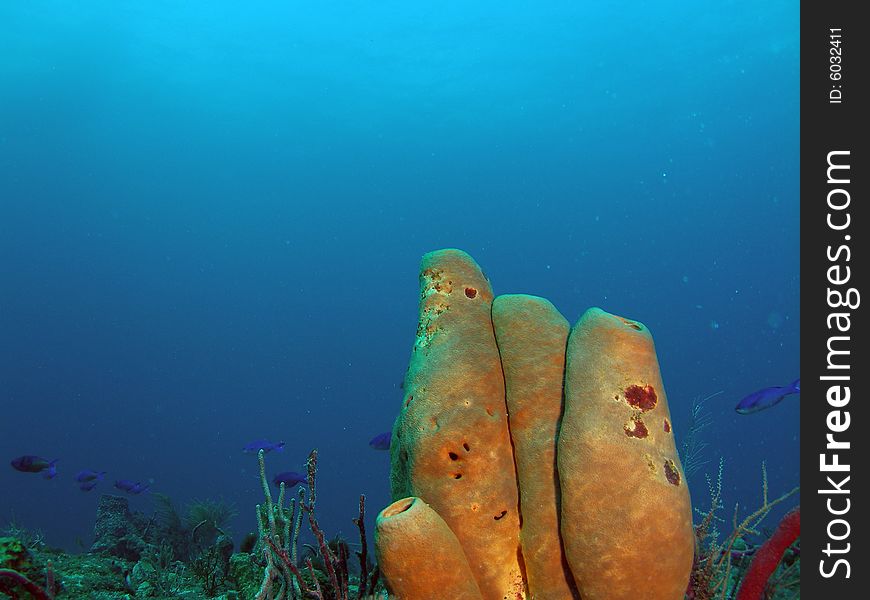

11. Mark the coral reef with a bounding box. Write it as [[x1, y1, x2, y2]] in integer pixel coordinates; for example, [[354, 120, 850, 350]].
[[1, 248, 799, 600], [1, 451, 387, 599], [688, 460, 799, 600], [380, 249, 700, 600]]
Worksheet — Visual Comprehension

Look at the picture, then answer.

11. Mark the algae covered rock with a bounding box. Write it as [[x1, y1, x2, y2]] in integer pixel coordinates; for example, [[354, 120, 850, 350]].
[[227, 552, 263, 599], [0, 536, 33, 573], [46, 551, 134, 598], [90, 494, 149, 561]]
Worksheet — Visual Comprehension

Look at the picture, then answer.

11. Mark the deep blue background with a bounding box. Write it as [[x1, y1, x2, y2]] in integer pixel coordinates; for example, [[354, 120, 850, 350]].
[[1, 1, 798, 552]]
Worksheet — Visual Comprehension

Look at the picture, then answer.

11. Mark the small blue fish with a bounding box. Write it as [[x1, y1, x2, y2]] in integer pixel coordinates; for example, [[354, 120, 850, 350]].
[[10, 456, 58, 479], [115, 479, 150, 495], [75, 470, 106, 483], [272, 471, 306, 489], [735, 379, 800, 415], [243, 440, 286, 454], [369, 432, 391, 451]]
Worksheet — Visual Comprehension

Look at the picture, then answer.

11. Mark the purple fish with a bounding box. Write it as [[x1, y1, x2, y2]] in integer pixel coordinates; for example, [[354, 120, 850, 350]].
[[75, 470, 106, 483], [272, 471, 306, 489], [115, 479, 150, 495], [243, 440, 286, 454], [10, 456, 58, 479], [80, 480, 99, 492], [369, 432, 391, 451], [735, 379, 800, 415]]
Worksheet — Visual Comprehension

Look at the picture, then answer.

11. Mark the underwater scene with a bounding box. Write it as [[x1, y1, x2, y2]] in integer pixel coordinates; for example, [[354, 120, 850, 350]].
[[0, 1, 799, 599]]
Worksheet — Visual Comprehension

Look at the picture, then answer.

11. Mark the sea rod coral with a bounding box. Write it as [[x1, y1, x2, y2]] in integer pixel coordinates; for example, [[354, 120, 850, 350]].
[[376, 249, 695, 600], [255, 448, 384, 600]]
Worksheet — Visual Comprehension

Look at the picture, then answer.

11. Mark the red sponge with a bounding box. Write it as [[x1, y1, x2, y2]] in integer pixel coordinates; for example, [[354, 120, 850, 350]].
[[735, 507, 800, 600]]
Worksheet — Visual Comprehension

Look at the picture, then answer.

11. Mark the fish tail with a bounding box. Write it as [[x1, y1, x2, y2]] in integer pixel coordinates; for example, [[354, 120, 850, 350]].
[[44, 459, 59, 480], [790, 378, 800, 393]]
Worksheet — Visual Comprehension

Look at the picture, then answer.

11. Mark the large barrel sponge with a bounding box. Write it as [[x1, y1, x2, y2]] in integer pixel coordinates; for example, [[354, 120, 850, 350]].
[[558, 307, 694, 600], [390, 249, 525, 600], [492, 295, 579, 600]]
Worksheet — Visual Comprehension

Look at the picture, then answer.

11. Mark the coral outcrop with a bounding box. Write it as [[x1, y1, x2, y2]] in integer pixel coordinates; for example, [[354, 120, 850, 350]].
[[90, 495, 149, 561], [378, 249, 695, 600]]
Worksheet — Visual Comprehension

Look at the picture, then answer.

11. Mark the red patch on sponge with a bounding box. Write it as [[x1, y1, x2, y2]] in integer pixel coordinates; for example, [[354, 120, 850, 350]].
[[663, 419, 671, 433], [624, 417, 649, 438], [663, 459, 681, 486], [624, 384, 657, 411]]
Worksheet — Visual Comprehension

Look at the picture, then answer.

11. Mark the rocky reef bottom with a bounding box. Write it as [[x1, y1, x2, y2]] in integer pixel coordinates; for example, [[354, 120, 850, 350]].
[[2, 450, 387, 600], [2, 450, 799, 600], [1, 533, 382, 599]]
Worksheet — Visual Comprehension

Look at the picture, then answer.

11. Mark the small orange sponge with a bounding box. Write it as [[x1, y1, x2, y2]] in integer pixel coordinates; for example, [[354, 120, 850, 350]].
[[375, 497, 484, 600]]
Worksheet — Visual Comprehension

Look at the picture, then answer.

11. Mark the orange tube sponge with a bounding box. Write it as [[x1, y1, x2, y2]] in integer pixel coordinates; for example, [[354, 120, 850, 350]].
[[558, 307, 694, 600], [375, 497, 484, 600], [492, 295, 579, 600], [390, 249, 525, 600]]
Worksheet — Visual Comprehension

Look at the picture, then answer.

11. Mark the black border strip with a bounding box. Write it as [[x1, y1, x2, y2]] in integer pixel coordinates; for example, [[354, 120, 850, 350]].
[[801, 0, 868, 596]]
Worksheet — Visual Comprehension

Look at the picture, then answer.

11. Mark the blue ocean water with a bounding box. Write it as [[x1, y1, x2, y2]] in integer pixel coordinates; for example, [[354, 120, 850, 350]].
[[1, 0, 798, 554]]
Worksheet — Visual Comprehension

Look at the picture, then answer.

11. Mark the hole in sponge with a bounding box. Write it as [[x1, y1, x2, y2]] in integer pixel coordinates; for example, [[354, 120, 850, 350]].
[[621, 318, 643, 331], [465, 287, 478, 298], [453, 473, 462, 479], [381, 497, 417, 518], [493, 510, 507, 520], [463, 442, 470, 451], [448, 452, 459, 461]]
